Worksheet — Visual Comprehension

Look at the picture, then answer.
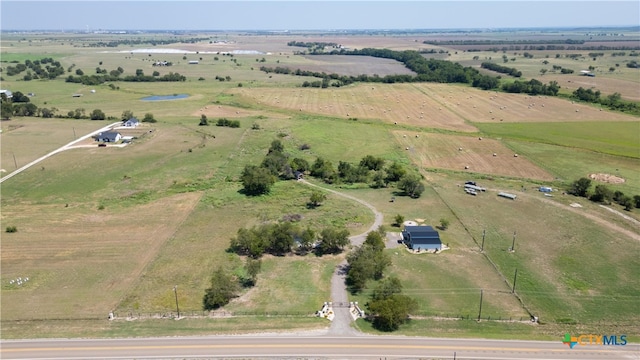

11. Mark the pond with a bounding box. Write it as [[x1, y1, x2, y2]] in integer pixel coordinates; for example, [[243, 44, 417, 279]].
[[141, 94, 189, 101]]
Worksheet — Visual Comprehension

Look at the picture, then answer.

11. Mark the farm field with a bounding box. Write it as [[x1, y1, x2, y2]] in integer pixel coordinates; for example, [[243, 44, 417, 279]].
[[475, 121, 640, 158], [229, 84, 479, 132], [394, 131, 554, 181], [1, 29, 639, 341]]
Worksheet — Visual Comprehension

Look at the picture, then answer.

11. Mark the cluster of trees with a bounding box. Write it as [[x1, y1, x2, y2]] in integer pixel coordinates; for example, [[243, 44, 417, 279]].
[[287, 41, 338, 53], [228, 222, 350, 258], [215, 118, 240, 128], [481, 62, 522, 77], [4, 57, 65, 80], [239, 139, 425, 198], [240, 140, 297, 195], [568, 177, 640, 211], [346, 230, 390, 292], [366, 276, 418, 331], [502, 79, 560, 96], [0, 92, 92, 120], [346, 229, 417, 331], [202, 258, 262, 310], [65, 69, 186, 85], [307, 154, 424, 197], [572, 87, 639, 114]]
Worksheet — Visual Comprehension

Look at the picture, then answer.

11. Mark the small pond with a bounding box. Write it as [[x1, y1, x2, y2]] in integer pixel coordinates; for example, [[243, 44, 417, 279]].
[[141, 94, 189, 101]]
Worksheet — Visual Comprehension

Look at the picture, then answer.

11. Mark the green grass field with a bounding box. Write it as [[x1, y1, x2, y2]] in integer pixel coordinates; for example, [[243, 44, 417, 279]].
[[1, 31, 639, 340], [475, 121, 640, 158]]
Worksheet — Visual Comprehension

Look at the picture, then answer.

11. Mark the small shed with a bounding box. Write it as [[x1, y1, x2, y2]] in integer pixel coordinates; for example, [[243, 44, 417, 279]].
[[402, 226, 442, 251]]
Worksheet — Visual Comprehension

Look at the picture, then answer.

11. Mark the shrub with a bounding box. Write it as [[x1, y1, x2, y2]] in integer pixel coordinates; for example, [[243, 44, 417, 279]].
[[6, 226, 18, 233]]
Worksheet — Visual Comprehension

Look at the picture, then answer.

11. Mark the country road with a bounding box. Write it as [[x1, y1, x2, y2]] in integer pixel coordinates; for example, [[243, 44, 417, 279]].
[[0, 121, 121, 184], [2, 335, 637, 359], [299, 179, 384, 336]]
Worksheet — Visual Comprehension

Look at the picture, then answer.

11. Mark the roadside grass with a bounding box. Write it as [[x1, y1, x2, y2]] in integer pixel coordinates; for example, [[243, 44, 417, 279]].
[[225, 255, 340, 314], [354, 317, 640, 342], [1, 317, 327, 339], [475, 121, 640, 159]]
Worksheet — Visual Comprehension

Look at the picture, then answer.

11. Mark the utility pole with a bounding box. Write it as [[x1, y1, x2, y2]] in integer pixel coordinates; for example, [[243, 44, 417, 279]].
[[510, 231, 516, 252], [173, 285, 180, 319], [512, 268, 518, 294], [477, 289, 484, 321], [73, 127, 77, 139], [12, 152, 18, 169], [481, 229, 486, 251]]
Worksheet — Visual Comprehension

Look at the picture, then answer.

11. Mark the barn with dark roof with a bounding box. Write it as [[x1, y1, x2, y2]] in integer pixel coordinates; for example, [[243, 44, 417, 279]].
[[402, 225, 442, 251]]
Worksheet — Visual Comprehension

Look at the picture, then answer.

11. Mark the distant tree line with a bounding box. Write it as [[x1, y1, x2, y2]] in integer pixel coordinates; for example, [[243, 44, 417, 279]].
[[423, 39, 586, 46], [481, 62, 522, 77], [65, 69, 186, 85], [86, 37, 210, 48], [572, 87, 640, 114], [502, 79, 560, 96], [262, 48, 500, 90], [568, 177, 640, 211], [287, 41, 339, 53]]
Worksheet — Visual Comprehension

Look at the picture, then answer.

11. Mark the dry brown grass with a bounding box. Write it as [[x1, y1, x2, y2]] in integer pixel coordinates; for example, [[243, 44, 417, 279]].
[[230, 84, 479, 132], [411, 83, 639, 123], [394, 131, 554, 181], [0, 192, 201, 321]]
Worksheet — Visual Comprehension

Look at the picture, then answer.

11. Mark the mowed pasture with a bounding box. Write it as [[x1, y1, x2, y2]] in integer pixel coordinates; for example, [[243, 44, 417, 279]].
[[0, 192, 201, 321], [394, 131, 554, 181], [230, 84, 479, 132], [411, 83, 639, 123]]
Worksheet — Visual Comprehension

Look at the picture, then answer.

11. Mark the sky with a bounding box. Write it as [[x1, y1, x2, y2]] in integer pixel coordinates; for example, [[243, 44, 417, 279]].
[[1, 1, 639, 31]]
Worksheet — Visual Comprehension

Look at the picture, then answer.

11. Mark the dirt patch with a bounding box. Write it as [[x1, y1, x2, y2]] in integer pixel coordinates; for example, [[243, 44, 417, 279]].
[[589, 173, 625, 184]]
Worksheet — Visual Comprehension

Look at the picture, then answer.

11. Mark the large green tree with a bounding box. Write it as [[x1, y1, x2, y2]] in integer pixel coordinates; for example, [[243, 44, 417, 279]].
[[398, 174, 425, 198], [203, 267, 239, 310], [568, 177, 591, 197], [317, 227, 350, 255], [241, 165, 276, 195], [366, 276, 417, 331]]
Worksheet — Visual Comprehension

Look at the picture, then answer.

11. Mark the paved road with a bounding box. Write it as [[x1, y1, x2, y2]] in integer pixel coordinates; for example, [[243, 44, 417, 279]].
[[2, 335, 637, 359], [0, 121, 121, 184]]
